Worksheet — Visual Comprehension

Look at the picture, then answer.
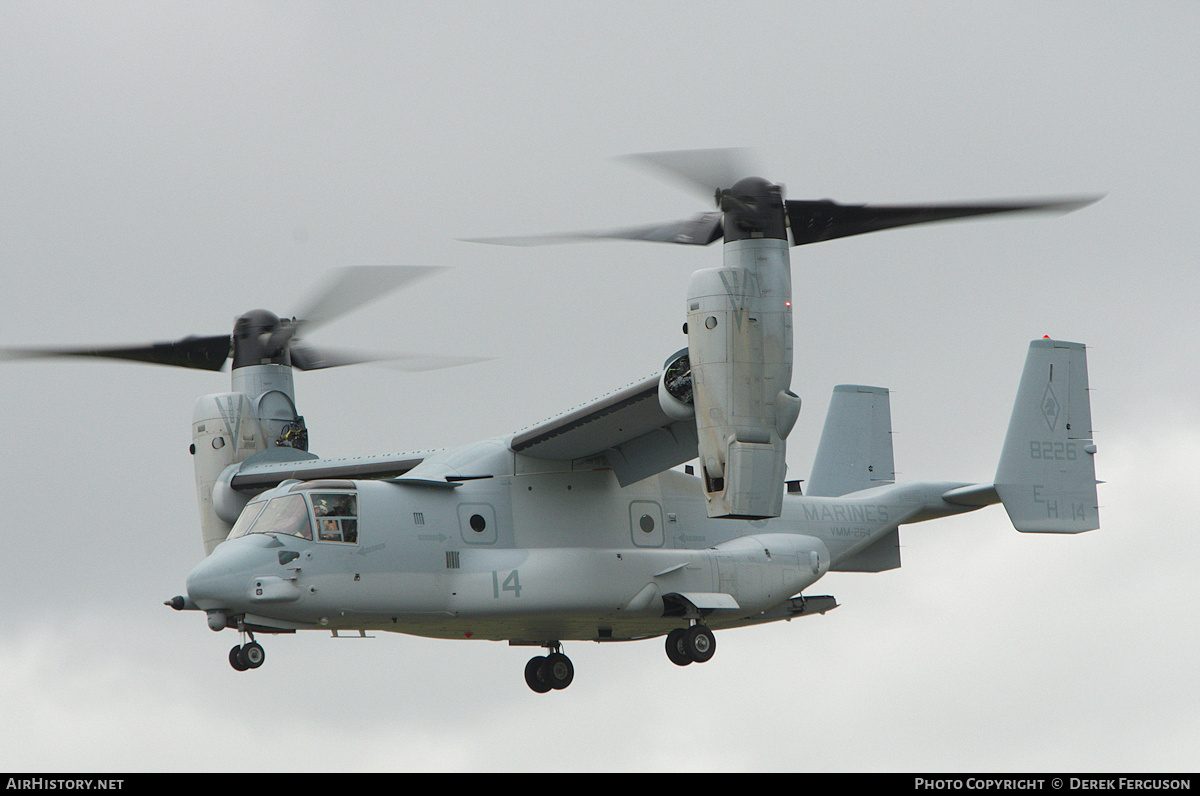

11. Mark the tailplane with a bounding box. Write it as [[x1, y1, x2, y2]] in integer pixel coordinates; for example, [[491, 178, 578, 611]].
[[994, 338, 1099, 533]]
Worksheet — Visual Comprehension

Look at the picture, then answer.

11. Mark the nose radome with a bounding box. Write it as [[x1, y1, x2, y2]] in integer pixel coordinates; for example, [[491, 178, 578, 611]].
[[185, 553, 235, 610], [185, 537, 276, 611]]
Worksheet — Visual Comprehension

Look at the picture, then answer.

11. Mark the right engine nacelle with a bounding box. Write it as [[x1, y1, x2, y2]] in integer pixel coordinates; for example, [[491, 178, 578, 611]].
[[685, 238, 800, 519], [191, 363, 311, 556], [192, 392, 264, 556]]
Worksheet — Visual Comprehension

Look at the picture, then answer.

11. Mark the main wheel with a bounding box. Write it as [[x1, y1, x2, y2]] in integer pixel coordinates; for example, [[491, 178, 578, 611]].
[[229, 645, 249, 672], [544, 652, 574, 690], [665, 628, 692, 666], [524, 656, 552, 693], [684, 625, 716, 663]]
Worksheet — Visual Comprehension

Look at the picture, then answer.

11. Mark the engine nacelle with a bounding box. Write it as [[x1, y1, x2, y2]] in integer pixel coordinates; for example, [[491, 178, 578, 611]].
[[686, 237, 799, 519], [191, 364, 308, 555], [192, 392, 263, 555]]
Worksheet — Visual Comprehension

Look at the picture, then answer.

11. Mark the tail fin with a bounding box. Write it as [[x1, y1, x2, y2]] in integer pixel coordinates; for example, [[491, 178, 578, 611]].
[[807, 385, 895, 497], [995, 339, 1099, 533]]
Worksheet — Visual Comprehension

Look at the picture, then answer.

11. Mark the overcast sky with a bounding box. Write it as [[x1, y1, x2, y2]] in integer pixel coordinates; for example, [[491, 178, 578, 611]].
[[1, 0, 1196, 773]]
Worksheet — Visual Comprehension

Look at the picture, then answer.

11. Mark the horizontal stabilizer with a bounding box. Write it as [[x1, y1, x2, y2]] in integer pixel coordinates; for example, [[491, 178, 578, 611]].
[[994, 339, 1099, 533]]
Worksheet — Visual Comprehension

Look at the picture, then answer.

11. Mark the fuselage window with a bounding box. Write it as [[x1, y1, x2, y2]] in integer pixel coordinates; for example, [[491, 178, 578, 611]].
[[311, 493, 358, 544]]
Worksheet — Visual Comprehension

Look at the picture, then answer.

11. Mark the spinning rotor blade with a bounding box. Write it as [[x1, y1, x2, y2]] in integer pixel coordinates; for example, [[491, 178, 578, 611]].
[[461, 149, 749, 247], [282, 267, 487, 373], [465, 212, 723, 247], [294, 266, 446, 331], [378, 354, 494, 373], [2, 265, 475, 376], [785, 196, 1100, 246], [289, 343, 390, 371], [0, 334, 232, 371], [467, 148, 1098, 251], [618, 148, 759, 198], [265, 265, 447, 353], [290, 343, 490, 373]]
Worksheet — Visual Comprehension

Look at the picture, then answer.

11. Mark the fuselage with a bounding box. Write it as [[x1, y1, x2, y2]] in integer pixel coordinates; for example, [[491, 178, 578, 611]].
[[185, 437, 983, 645]]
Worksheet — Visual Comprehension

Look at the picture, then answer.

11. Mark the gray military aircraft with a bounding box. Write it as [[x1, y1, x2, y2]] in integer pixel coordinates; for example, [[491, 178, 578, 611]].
[[5, 151, 1100, 692]]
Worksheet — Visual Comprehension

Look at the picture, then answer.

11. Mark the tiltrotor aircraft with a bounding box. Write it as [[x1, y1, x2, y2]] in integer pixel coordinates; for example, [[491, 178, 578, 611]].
[[5, 150, 1100, 693]]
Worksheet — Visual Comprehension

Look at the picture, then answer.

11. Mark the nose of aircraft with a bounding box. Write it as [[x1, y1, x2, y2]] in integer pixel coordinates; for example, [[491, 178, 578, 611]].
[[185, 535, 277, 611]]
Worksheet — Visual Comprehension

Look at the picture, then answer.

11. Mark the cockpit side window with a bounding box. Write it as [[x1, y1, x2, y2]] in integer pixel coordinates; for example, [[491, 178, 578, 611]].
[[311, 493, 358, 544]]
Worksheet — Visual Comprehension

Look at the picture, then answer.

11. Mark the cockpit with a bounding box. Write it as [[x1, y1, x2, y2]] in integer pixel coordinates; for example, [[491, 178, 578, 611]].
[[227, 484, 358, 544]]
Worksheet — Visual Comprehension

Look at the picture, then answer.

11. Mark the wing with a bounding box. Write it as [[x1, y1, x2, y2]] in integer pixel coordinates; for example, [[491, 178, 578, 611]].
[[228, 373, 698, 492], [510, 374, 698, 485]]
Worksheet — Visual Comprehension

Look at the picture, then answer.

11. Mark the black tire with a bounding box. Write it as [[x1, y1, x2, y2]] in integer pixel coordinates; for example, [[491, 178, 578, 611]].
[[665, 628, 692, 666], [241, 641, 265, 669], [524, 656, 552, 693], [229, 645, 249, 672], [684, 625, 716, 663], [544, 652, 574, 690]]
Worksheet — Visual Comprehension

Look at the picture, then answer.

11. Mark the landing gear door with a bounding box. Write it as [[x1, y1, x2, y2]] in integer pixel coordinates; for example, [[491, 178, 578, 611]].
[[630, 500, 664, 548]]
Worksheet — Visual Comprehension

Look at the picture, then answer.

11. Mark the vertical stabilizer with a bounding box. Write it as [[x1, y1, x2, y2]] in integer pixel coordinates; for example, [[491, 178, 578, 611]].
[[995, 339, 1099, 533], [807, 385, 895, 497]]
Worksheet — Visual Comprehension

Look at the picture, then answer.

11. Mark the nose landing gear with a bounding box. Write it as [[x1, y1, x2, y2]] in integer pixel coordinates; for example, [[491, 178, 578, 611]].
[[524, 643, 574, 693], [228, 630, 266, 672]]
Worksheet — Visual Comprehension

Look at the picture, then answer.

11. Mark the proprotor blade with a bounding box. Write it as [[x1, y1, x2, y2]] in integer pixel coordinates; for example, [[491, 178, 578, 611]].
[[786, 196, 1101, 246], [618, 148, 759, 197], [463, 149, 1100, 252], [464, 212, 724, 246], [289, 343, 491, 372], [265, 265, 447, 354], [293, 265, 447, 332], [0, 334, 232, 371]]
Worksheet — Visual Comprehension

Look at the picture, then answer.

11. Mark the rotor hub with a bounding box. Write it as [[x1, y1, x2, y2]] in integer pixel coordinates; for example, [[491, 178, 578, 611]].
[[718, 177, 787, 242], [232, 309, 292, 368]]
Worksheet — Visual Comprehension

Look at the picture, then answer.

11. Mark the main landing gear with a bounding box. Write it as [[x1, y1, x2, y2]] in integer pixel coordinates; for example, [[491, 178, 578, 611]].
[[524, 643, 574, 693], [521, 626, 717, 691], [665, 624, 715, 666]]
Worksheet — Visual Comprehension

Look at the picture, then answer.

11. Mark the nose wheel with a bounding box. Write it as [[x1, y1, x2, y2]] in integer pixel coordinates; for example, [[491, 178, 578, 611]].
[[228, 630, 266, 672], [524, 644, 574, 693]]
